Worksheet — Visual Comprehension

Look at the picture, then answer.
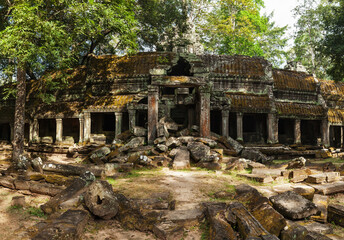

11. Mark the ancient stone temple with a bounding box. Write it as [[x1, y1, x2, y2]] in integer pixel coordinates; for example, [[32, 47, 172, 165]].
[[0, 52, 342, 147]]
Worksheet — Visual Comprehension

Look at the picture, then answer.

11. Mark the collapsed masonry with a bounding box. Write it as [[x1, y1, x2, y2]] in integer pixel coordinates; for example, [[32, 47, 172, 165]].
[[1, 52, 344, 147]]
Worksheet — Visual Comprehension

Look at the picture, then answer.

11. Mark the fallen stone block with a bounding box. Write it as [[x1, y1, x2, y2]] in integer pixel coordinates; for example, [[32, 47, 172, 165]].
[[325, 172, 341, 183], [89, 146, 111, 164], [43, 163, 104, 177], [41, 178, 88, 214], [0, 176, 15, 189], [252, 168, 282, 177], [202, 202, 237, 240], [198, 162, 222, 170], [166, 137, 181, 148], [305, 231, 332, 240], [187, 141, 210, 162], [162, 208, 204, 228], [286, 157, 307, 169], [119, 137, 146, 152], [131, 126, 147, 137], [289, 169, 311, 183], [29, 181, 65, 196], [311, 194, 328, 223], [307, 174, 326, 184], [328, 204, 344, 227], [228, 202, 269, 239], [269, 191, 319, 220], [310, 181, 344, 195], [172, 147, 190, 170], [218, 136, 244, 154], [31, 210, 89, 240], [291, 184, 315, 200], [238, 174, 273, 184], [280, 223, 308, 240], [84, 180, 119, 220], [303, 222, 333, 235], [153, 221, 184, 240], [251, 203, 286, 237], [241, 149, 270, 164], [235, 184, 269, 211]]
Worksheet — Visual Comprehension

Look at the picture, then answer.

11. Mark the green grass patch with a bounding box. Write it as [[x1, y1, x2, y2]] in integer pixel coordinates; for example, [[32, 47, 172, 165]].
[[26, 207, 46, 218]]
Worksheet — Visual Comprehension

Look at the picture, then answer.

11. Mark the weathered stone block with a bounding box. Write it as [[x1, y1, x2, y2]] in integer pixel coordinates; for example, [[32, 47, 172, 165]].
[[328, 204, 344, 227], [172, 147, 190, 170]]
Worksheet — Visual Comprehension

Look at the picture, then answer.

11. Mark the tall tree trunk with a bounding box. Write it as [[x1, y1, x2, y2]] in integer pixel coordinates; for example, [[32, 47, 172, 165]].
[[12, 62, 26, 168]]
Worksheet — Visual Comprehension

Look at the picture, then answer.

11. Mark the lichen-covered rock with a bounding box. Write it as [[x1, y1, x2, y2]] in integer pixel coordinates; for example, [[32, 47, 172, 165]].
[[197, 138, 217, 148], [269, 191, 319, 220], [280, 223, 308, 240], [31, 157, 43, 173], [156, 144, 168, 153], [172, 147, 190, 170], [119, 137, 146, 152], [89, 146, 111, 164], [166, 137, 181, 148], [240, 149, 270, 164], [84, 180, 119, 220], [286, 157, 307, 169], [131, 126, 147, 137], [187, 141, 210, 162]]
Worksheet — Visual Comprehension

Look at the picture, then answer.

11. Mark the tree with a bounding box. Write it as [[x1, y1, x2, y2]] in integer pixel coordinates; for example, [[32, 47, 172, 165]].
[[0, 0, 138, 167], [199, 0, 288, 66], [292, 0, 331, 78]]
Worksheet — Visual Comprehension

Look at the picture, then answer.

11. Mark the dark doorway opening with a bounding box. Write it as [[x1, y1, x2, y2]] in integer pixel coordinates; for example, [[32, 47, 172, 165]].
[[63, 118, 80, 143], [301, 120, 321, 145], [91, 113, 115, 143], [0, 123, 11, 142], [168, 57, 192, 76], [330, 126, 342, 148], [210, 110, 222, 135], [39, 119, 56, 142], [171, 106, 188, 127], [229, 113, 237, 139], [122, 112, 129, 132], [243, 114, 267, 143], [137, 111, 148, 128], [278, 119, 294, 144]]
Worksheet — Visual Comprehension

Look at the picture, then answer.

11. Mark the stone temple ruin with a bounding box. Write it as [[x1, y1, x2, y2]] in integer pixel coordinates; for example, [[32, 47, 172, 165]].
[[0, 52, 344, 147]]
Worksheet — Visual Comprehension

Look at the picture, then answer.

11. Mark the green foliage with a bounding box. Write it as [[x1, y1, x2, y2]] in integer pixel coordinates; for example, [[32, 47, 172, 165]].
[[199, 0, 288, 66], [26, 206, 46, 218], [292, 0, 331, 79]]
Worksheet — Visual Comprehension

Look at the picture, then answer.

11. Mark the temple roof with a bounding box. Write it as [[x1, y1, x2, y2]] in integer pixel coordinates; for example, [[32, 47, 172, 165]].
[[227, 93, 271, 112], [276, 102, 324, 118], [273, 69, 317, 92], [319, 79, 344, 101]]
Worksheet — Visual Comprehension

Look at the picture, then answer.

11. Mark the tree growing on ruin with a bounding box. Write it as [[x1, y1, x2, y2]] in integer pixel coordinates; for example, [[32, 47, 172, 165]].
[[0, 0, 138, 167]]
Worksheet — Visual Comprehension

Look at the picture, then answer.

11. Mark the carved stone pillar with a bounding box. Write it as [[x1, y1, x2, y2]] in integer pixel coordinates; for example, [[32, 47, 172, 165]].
[[267, 113, 278, 144], [79, 117, 84, 143], [115, 112, 123, 138], [221, 110, 229, 137], [199, 88, 210, 138], [148, 86, 159, 144], [84, 112, 91, 142], [341, 126, 344, 148], [56, 118, 63, 143], [321, 119, 330, 147], [128, 109, 136, 132], [30, 119, 39, 143], [236, 112, 243, 141], [294, 119, 301, 144], [9, 122, 14, 142]]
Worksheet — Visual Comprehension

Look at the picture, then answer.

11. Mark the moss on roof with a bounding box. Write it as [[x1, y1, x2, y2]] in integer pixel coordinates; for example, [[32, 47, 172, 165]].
[[319, 79, 344, 101], [273, 69, 316, 92], [276, 102, 324, 117], [227, 92, 270, 112]]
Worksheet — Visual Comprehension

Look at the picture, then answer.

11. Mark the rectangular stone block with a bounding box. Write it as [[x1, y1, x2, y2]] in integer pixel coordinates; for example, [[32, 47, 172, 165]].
[[310, 181, 344, 195], [238, 174, 273, 183], [325, 172, 341, 183], [290, 169, 310, 183], [307, 174, 326, 184], [311, 194, 328, 223], [328, 204, 344, 227]]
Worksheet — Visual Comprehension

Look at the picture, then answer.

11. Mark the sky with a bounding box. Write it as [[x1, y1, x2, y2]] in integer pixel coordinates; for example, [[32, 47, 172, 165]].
[[262, 0, 300, 41]]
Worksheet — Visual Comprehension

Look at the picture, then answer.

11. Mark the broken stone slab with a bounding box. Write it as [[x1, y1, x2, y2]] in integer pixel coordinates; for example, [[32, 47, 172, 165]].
[[226, 158, 248, 171], [286, 157, 307, 169], [289, 169, 311, 183], [309, 181, 344, 195], [328, 204, 344, 227], [187, 141, 210, 162], [202, 202, 237, 240], [165, 137, 181, 148], [311, 194, 328, 223], [156, 144, 168, 153], [119, 137, 146, 152], [251, 168, 282, 176], [197, 162, 222, 170], [43, 163, 105, 177], [196, 138, 217, 148], [162, 208, 204, 228], [238, 174, 274, 184], [14, 180, 64, 196], [228, 202, 269, 239], [325, 172, 341, 183], [177, 136, 195, 144], [235, 184, 269, 211], [269, 191, 319, 220], [154, 136, 167, 145], [159, 117, 179, 132], [218, 136, 244, 154], [31, 157, 43, 173], [307, 174, 327, 184], [305, 231, 332, 240], [251, 203, 287, 237], [172, 147, 190, 170], [131, 126, 147, 137], [31, 210, 90, 240], [241, 148, 271, 164], [291, 184, 315, 201], [0, 176, 15, 189], [41, 178, 88, 214], [303, 222, 333, 235], [84, 180, 119, 220], [89, 146, 111, 164], [280, 223, 308, 240], [153, 221, 184, 240]]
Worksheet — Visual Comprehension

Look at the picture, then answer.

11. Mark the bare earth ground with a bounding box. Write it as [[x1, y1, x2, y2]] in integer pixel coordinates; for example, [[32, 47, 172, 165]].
[[0, 156, 344, 239]]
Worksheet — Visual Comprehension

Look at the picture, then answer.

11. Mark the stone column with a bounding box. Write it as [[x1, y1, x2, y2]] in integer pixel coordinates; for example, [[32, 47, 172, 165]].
[[221, 110, 229, 137], [30, 119, 39, 143], [56, 118, 63, 143], [341, 126, 344, 148], [79, 117, 84, 143], [236, 112, 243, 141], [128, 109, 136, 132], [199, 88, 211, 138], [148, 86, 159, 144], [84, 112, 91, 142], [294, 119, 301, 144], [267, 113, 278, 144], [115, 112, 123, 138], [188, 108, 195, 129], [321, 119, 330, 147]]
